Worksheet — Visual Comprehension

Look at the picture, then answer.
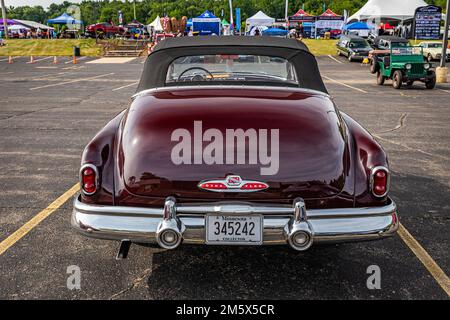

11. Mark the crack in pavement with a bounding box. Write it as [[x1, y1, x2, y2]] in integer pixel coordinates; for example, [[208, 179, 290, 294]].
[[374, 134, 450, 161], [109, 267, 153, 300], [0, 106, 62, 122], [376, 113, 408, 134]]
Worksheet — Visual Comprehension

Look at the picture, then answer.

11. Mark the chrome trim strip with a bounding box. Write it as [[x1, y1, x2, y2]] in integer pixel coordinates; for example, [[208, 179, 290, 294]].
[[73, 196, 396, 219], [74, 198, 163, 217], [132, 85, 330, 100]]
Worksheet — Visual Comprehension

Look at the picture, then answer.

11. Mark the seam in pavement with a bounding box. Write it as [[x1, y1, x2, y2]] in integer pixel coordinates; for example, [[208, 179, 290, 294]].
[[376, 113, 408, 134], [109, 267, 153, 300]]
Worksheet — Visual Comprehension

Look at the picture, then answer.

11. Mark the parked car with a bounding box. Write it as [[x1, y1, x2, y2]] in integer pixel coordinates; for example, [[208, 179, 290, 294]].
[[72, 37, 398, 256], [371, 36, 409, 50], [86, 22, 125, 38], [369, 36, 410, 73], [318, 28, 342, 39], [418, 42, 449, 62], [337, 35, 373, 62], [374, 46, 436, 89]]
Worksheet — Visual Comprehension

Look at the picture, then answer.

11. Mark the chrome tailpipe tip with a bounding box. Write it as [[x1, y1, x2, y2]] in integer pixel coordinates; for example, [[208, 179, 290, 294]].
[[156, 219, 184, 250], [285, 198, 314, 251], [156, 196, 184, 250], [285, 221, 314, 252]]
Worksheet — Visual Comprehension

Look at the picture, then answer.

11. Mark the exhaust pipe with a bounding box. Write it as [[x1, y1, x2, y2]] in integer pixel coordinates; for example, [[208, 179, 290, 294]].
[[285, 199, 314, 251], [156, 197, 185, 250]]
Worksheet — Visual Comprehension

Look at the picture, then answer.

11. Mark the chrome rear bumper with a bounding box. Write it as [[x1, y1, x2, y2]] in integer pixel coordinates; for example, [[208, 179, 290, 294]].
[[71, 196, 399, 251]]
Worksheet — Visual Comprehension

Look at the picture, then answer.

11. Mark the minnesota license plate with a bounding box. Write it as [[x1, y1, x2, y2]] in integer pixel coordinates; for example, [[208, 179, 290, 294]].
[[206, 215, 263, 245]]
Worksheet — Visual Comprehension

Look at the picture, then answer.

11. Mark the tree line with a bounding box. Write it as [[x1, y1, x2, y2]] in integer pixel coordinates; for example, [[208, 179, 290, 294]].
[[5, 0, 447, 26]]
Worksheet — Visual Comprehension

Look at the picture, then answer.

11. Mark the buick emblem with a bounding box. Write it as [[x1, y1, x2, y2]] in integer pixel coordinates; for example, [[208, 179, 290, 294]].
[[226, 175, 242, 186]]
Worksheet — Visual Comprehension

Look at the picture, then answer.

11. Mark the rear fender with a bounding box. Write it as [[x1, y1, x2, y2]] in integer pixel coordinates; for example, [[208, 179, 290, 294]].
[[342, 113, 389, 207], [80, 110, 126, 205]]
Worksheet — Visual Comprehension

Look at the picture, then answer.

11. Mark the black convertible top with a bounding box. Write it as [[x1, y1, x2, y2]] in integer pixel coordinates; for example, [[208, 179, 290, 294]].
[[137, 36, 328, 94], [152, 36, 311, 53]]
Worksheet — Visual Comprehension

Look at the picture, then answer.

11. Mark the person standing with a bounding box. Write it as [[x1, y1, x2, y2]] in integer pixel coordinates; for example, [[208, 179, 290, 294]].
[[296, 22, 304, 39]]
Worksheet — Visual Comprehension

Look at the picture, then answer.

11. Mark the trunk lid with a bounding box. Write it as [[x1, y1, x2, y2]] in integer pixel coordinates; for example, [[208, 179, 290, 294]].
[[118, 88, 349, 201]]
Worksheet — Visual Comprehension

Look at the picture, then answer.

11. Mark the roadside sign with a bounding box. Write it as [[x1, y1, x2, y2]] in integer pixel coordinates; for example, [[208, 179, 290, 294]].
[[414, 5, 442, 40]]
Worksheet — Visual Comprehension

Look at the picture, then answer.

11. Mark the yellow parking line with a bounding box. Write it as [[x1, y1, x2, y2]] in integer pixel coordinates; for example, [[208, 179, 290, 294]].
[[30, 73, 114, 90], [112, 81, 139, 91], [327, 55, 343, 64], [1, 179, 449, 299], [0, 183, 79, 256], [322, 75, 369, 93], [398, 223, 450, 297]]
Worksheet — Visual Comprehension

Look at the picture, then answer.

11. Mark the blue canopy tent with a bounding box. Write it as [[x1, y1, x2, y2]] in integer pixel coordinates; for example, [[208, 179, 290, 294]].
[[48, 13, 83, 26], [186, 18, 193, 29], [192, 10, 221, 35], [343, 21, 373, 37], [262, 28, 288, 37], [343, 22, 371, 31], [301, 22, 315, 38]]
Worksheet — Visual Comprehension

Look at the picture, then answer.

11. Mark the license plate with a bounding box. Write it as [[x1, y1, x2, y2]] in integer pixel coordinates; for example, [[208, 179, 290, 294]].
[[206, 215, 263, 245]]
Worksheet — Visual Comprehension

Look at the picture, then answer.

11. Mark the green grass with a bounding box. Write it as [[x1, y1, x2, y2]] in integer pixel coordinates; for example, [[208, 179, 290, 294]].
[[0, 39, 104, 56], [0, 38, 340, 57], [301, 39, 338, 56]]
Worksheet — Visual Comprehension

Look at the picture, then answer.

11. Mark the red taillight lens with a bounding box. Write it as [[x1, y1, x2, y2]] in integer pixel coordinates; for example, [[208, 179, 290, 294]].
[[199, 182, 228, 190], [371, 168, 389, 197], [81, 166, 97, 195], [240, 183, 269, 191]]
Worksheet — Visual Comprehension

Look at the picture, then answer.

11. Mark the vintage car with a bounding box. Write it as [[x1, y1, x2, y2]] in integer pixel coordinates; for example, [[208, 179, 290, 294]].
[[369, 36, 410, 73], [86, 22, 125, 38], [374, 46, 436, 89], [72, 37, 398, 257], [337, 35, 373, 62], [418, 42, 449, 62]]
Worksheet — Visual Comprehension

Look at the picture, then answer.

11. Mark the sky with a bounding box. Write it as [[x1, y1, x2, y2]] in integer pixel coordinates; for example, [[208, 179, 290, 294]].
[[5, 0, 82, 9]]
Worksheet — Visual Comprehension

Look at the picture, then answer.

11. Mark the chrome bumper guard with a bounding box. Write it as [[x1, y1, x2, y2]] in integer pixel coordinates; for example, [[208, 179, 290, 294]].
[[72, 196, 399, 251]]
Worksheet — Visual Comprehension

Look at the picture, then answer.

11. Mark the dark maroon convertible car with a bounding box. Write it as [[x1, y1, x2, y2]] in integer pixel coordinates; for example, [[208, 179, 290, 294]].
[[72, 37, 398, 256]]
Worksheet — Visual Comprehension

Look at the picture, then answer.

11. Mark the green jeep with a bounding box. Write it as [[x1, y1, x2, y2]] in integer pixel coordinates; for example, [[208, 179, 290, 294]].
[[374, 46, 436, 89]]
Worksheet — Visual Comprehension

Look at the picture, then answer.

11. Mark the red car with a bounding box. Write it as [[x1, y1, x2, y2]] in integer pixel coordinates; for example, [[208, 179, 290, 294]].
[[72, 37, 398, 257], [86, 22, 125, 38]]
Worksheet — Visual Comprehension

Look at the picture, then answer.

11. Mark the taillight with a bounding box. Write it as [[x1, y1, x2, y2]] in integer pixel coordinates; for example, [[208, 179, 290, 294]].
[[80, 164, 98, 195], [198, 182, 228, 190], [370, 166, 389, 197], [240, 183, 269, 191]]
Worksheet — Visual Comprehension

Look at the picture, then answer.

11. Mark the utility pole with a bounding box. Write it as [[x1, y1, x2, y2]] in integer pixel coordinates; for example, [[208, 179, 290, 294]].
[[440, 0, 450, 68], [1, 0, 8, 39], [285, 0, 289, 22], [229, 0, 234, 32], [437, 0, 450, 83]]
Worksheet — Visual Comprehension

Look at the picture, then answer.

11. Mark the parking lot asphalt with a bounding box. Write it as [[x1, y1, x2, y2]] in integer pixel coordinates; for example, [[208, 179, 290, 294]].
[[0, 54, 449, 300]]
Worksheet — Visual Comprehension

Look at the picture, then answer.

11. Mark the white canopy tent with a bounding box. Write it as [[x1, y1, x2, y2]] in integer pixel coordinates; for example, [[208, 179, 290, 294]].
[[349, 0, 428, 22], [148, 15, 163, 32], [13, 19, 54, 31], [8, 24, 30, 31], [245, 11, 275, 33]]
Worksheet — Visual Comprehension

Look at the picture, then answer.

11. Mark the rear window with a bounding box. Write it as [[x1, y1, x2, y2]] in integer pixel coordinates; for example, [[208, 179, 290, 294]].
[[350, 40, 370, 48], [166, 54, 298, 86], [427, 43, 442, 48]]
